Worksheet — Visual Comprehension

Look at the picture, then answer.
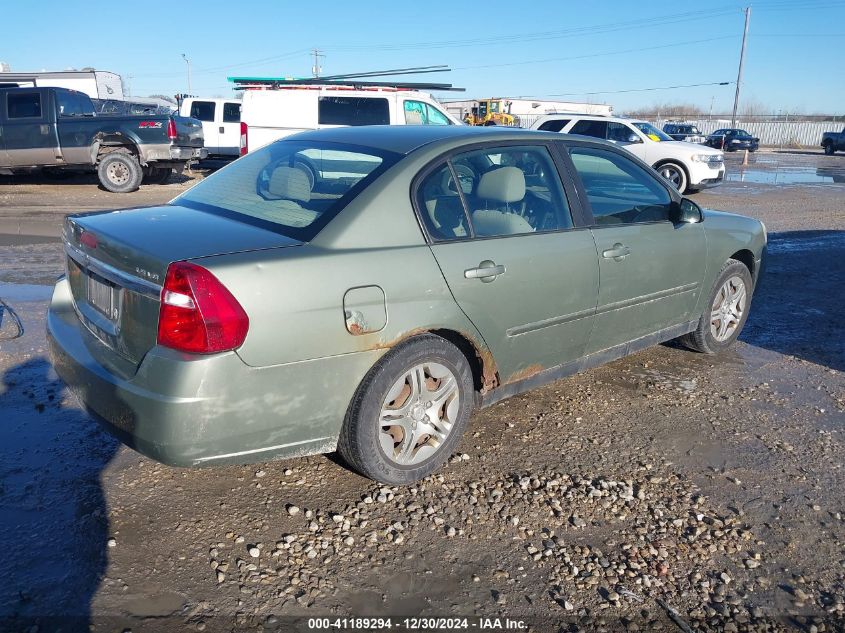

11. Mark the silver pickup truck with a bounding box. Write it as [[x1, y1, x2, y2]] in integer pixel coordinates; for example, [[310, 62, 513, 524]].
[[0, 87, 206, 192]]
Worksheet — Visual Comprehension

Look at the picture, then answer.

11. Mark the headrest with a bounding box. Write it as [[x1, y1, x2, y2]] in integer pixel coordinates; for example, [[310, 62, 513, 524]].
[[268, 166, 311, 202], [476, 167, 525, 203]]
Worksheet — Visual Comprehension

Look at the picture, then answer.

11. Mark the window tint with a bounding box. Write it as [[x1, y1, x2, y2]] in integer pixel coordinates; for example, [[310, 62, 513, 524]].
[[318, 97, 390, 126], [7, 92, 41, 118], [223, 102, 241, 123], [418, 145, 572, 240], [176, 141, 398, 241], [569, 147, 672, 226], [607, 121, 636, 143], [190, 101, 216, 122], [569, 119, 608, 139], [538, 119, 569, 132]]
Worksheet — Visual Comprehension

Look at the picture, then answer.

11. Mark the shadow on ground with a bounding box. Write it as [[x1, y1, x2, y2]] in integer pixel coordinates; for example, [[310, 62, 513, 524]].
[[0, 355, 119, 630], [741, 229, 845, 370]]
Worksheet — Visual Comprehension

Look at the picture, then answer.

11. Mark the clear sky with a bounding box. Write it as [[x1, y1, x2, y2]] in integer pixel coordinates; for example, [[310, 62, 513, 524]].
[[2, 0, 843, 114]]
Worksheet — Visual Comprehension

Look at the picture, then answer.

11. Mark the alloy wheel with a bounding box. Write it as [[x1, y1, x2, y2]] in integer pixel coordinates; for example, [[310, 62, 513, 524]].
[[710, 275, 747, 342]]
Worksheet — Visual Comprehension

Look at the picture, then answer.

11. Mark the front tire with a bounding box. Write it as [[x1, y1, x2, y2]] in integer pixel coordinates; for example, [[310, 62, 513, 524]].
[[679, 259, 753, 354], [655, 161, 688, 194], [338, 334, 474, 485], [97, 149, 142, 193], [824, 142, 835, 156]]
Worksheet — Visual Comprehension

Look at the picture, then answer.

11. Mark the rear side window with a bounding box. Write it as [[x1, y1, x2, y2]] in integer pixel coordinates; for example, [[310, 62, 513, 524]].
[[537, 119, 569, 132], [318, 97, 389, 126], [223, 102, 241, 123], [175, 141, 399, 241], [7, 92, 41, 118], [190, 101, 216, 122], [569, 119, 608, 139], [569, 147, 671, 225]]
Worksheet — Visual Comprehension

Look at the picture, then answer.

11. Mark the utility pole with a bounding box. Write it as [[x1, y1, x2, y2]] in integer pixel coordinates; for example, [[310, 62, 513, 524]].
[[731, 6, 751, 128], [181, 53, 192, 93], [311, 49, 324, 78]]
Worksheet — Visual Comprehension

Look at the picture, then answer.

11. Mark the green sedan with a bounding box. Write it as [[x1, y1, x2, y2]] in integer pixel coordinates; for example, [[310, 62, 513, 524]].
[[48, 126, 766, 484]]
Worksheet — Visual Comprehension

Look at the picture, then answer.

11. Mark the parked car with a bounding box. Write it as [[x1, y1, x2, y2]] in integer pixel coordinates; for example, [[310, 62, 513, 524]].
[[178, 97, 242, 158], [821, 127, 845, 155], [662, 122, 706, 143], [0, 87, 206, 191], [705, 128, 759, 152], [48, 126, 766, 484], [531, 114, 724, 194], [239, 85, 461, 155]]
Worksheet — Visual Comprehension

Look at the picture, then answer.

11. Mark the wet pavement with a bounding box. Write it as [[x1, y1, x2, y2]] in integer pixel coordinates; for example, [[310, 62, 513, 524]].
[[0, 149, 843, 631]]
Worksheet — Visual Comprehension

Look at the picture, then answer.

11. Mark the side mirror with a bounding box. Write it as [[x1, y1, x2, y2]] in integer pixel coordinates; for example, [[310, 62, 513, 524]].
[[672, 198, 703, 224], [627, 133, 642, 144]]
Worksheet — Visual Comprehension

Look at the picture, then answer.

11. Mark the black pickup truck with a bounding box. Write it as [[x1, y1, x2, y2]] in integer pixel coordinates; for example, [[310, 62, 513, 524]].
[[0, 87, 206, 192], [821, 127, 845, 155]]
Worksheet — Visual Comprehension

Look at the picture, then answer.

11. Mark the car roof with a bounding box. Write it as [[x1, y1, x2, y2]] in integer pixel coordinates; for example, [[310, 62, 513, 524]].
[[288, 125, 560, 155]]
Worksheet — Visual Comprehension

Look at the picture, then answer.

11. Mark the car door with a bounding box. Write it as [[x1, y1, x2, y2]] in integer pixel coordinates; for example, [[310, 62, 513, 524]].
[[218, 101, 241, 156], [416, 143, 599, 382], [189, 100, 218, 154], [4, 89, 59, 166], [606, 121, 647, 162], [564, 143, 706, 353]]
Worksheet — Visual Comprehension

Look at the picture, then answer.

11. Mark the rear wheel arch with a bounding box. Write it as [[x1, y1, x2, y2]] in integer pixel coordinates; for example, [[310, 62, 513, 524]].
[[428, 328, 498, 396]]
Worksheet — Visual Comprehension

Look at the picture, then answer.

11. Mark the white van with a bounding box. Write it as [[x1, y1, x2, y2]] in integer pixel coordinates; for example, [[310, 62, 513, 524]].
[[178, 97, 242, 157], [239, 87, 461, 155]]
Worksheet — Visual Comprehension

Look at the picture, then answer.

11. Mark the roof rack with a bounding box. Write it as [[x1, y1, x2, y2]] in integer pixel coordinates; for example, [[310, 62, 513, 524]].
[[228, 65, 465, 92]]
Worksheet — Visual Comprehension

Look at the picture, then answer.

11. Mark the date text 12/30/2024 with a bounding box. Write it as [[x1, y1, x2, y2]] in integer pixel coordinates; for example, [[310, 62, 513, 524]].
[[307, 617, 527, 630]]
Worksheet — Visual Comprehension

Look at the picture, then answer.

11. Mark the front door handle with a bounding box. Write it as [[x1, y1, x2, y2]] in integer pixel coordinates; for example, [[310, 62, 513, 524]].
[[464, 260, 506, 283], [602, 243, 631, 260], [40, 124, 50, 135]]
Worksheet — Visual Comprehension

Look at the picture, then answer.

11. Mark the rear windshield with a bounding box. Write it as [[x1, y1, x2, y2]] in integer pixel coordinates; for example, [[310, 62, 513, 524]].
[[174, 141, 399, 241]]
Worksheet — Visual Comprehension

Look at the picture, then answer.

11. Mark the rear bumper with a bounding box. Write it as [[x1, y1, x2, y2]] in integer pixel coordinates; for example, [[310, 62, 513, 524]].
[[170, 146, 208, 160], [47, 278, 378, 467]]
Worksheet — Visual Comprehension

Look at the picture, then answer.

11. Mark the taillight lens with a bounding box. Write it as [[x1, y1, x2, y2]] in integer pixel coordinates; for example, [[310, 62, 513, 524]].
[[239, 122, 248, 156], [167, 118, 177, 141], [157, 262, 249, 354]]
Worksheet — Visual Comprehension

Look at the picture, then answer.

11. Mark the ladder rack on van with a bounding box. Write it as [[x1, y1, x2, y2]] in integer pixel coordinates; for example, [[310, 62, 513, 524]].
[[228, 65, 464, 92]]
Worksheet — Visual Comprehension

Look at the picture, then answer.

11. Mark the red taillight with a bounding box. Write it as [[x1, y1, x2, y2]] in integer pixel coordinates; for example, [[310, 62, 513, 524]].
[[167, 118, 177, 141], [157, 262, 249, 354], [239, 122, 248, 156]]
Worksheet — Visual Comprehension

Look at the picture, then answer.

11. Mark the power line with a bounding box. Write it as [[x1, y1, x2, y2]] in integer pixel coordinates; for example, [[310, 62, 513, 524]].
[[525, 81, 733, 99], [453, 36, 739, 72]]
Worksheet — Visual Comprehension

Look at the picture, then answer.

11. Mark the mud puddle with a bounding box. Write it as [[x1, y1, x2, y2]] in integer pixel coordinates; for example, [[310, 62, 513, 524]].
[[726, 166, 845, 185]]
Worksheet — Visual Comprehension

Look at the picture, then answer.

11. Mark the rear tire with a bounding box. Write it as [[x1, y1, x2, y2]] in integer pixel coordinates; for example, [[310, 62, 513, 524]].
[[97, 149, 142, 193], [824, 142, 835, 156], [338, 334, 474, 485], [679, 259, 753, 354]]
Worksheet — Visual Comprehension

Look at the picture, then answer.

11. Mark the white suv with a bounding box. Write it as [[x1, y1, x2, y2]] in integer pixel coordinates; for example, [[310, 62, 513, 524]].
[[530, 114, 724, 194]]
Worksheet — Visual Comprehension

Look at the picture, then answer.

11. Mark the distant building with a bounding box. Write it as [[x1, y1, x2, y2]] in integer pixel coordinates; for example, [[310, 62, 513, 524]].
[[442, 98, 612, 126], [0, 69, 124, 100]]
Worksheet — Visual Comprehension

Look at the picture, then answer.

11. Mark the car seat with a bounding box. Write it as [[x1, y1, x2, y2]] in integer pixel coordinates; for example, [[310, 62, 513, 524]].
[[471, 167, 533, 236]]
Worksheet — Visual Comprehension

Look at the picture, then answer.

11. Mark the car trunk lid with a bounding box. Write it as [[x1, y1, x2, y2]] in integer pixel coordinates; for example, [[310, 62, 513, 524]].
[[63, 204, 300, 369]]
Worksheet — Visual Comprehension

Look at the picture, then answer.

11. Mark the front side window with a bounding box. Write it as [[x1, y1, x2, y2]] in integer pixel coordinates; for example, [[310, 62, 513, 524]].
[[174, 141, 398, 241], [417, 145, 573, 240], [190, 101, 216, 122], [569, 147, 671, 225], [223, 102, 241, 123], [7, 92, 41, 118], [318, 97, 390, 126], [403, 100, 452, 126], [569, 119, 608, 140], [607, 121, 639, 143]]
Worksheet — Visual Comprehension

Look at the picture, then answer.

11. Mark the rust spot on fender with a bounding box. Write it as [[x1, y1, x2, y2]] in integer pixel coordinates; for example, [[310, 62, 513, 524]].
[[505, 363, 544, 385]]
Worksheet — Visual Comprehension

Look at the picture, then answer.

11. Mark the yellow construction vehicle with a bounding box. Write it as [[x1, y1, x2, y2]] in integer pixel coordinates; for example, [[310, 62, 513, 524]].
[[464, 99, 518, 126]]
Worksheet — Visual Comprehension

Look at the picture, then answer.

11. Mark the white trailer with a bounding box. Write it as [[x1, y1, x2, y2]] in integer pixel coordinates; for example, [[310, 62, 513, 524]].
[[0, 70, 124, 100]]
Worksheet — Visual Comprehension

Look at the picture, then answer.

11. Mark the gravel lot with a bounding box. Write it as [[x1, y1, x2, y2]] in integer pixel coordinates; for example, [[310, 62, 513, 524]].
[[0, 151, 843, 632]]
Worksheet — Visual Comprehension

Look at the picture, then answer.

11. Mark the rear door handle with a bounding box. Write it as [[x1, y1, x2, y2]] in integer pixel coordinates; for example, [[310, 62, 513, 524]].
[[602, 243, 631, 260], [464, 260, 506, 283], [219, 126, 225, 133]]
